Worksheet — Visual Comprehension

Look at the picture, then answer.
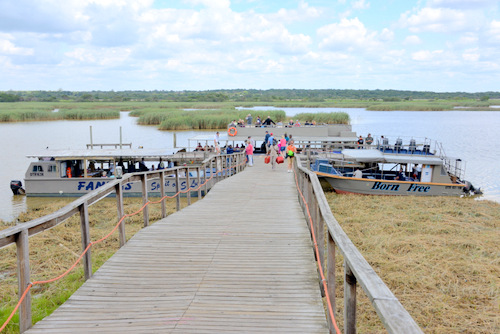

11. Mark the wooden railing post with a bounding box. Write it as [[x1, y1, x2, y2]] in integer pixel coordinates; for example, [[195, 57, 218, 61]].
[[204, 162, 209, 196], [175, 170, 181, 211], [79, 203, 92, 280], [141, 174, 149, 227], [115, 184, 126, 247], [16, 229, 32, 333], [344, 261, 357, 334], [160, 172, 167, 218], [216, 156, 221, 182], [327, 232, 336, 332], [197, 167, 202, 199], [186, 167, 191, 206]]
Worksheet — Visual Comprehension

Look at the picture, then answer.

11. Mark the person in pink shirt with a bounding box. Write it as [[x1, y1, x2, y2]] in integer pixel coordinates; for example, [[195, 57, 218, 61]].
[[279, 135, 287, 156], [245, 140, 254, 166]]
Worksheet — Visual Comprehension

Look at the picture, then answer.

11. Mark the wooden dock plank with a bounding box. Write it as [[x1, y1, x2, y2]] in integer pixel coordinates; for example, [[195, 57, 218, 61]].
[[26, 157, 328, 333]]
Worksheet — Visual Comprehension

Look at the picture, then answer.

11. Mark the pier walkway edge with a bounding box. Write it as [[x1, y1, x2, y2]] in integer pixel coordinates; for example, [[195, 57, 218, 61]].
[[25, 156, 329, 333]]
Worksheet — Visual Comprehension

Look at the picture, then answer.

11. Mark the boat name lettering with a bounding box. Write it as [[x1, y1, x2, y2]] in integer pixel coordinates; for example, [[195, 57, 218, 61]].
[[77, 181, 108, 191], [406, 183, 430, 193], [150, 180, 199, 191], [30, 172, 44, 177], [371, 182, 400, 192]]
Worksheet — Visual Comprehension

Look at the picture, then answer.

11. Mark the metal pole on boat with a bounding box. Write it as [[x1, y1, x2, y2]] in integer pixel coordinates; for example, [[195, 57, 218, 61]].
[[90, 126, 93, 149], [173, 133, 177, 148], [120, 126, 122, 149]]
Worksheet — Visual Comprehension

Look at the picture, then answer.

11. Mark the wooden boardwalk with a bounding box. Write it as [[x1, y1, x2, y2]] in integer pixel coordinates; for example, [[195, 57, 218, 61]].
[[26, 157, 328, 333]]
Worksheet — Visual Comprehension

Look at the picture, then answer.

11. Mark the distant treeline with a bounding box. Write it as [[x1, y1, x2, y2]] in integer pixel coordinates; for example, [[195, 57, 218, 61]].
[[1, 89, 499, 103]]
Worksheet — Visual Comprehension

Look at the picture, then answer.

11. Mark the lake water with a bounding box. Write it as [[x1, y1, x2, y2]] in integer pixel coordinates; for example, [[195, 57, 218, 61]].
[[1, 108, 499, 222]]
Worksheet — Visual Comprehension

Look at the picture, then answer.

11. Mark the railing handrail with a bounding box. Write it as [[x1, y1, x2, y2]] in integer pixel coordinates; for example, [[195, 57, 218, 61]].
[[294, 156, 423, 333]]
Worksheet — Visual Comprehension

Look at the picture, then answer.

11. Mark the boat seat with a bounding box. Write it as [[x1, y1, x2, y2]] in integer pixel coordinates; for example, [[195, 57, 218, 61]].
[[318, 163, 333, 174]]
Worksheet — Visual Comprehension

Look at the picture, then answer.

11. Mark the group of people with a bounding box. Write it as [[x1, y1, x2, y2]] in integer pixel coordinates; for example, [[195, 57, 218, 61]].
[[357, 133, 374, 148], [264, 131, 297, 172], [231, 114, 322, 129]]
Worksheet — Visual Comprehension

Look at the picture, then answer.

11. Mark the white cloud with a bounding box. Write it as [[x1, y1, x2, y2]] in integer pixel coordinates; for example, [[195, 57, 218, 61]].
[[411, 49, 444, 61], [274, 1, 322, 23], [317, 18, 383, 52], [404, 35, 422, 45], [352, 0, 370, 10], [427, 0, 498, 9], [0, 35, 33, 55], [462, 49, 480, 61], [486, 20, 500, 43], [399, 7, 470, 33]]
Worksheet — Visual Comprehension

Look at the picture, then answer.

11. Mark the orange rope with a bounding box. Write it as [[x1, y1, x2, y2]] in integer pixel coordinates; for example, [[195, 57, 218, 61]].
[[293, 168, 342, 334], [1, 160, 245, 331]]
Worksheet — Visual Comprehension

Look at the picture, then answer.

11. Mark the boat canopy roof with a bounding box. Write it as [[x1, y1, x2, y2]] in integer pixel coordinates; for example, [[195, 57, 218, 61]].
[[341, 149, 443, 165], [27, 148, 179, 160]]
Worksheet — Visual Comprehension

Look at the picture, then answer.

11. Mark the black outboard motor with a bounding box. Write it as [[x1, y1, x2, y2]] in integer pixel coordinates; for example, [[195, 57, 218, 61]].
[[463, 180, 482, 196], [10, 180, 26, 195]]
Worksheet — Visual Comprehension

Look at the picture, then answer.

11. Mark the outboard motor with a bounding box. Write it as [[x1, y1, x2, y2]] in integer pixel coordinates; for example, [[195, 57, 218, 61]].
[[10, 180, 25, 195], [463, 180, 482, 196]]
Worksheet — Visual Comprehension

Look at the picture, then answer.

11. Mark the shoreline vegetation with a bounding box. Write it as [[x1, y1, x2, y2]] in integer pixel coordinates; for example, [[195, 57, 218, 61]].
[[0, 99, 499, 130], [1, 195, 498, 333]]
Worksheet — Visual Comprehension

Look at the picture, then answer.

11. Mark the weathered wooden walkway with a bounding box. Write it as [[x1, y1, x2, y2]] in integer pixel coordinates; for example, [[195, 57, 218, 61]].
[[26, 157, 328, 333]]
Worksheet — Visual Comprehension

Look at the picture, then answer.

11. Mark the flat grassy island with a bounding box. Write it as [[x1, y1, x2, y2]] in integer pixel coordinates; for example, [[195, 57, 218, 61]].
[[1, 195, 498, 333], [0, 96, 499, 129]]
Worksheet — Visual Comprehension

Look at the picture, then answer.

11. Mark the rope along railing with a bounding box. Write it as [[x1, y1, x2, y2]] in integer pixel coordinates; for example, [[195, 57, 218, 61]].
[[0, 152, 246, 333], [292, 167, 342, 334], [293, 156, 423, 334]]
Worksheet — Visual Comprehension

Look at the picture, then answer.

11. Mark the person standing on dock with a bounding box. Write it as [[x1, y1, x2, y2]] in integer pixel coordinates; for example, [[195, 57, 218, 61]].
[[245, 140, 254, 166], [365, 133, 373, 146], [268, 139, 279, 170], [286, 140, 297, 173], [214, 131, 221, 154], [246, 114, 253, 127]]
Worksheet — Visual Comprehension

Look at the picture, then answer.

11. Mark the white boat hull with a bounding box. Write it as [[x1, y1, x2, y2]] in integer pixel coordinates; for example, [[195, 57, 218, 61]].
[[316, 172, 465, 196], [25, 176, 214, 197]]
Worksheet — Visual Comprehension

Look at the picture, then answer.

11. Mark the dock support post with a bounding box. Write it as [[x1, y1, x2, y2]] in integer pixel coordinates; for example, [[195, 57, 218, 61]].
[[115, 184, 126, 247], [79, 203, 92, 280], [16, 229, 32, 333]]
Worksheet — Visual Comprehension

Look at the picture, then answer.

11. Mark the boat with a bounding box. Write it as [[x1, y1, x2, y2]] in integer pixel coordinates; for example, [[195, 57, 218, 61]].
[[189, 123, 359, 153], [310, 137, 481, 196], [16, 147, 219, 197]]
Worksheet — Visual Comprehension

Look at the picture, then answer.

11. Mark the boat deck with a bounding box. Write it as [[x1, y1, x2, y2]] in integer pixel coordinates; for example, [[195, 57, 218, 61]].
[[26, 157, 328, 333]]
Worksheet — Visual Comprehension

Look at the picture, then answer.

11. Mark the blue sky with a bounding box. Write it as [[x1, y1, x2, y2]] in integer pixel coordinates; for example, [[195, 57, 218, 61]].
[[0, 0, 499, 92]]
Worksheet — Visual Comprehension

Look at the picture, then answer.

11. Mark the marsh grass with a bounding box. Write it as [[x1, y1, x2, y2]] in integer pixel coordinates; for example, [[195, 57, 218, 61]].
[[324, 192, 500, 333], [0, 102, 120, 122], [0, 196, 198, 333]]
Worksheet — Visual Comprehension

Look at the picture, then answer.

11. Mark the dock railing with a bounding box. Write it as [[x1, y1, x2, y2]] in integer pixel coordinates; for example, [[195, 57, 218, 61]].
[[294, 156, 423, 334], [0, 152, 246, 333]]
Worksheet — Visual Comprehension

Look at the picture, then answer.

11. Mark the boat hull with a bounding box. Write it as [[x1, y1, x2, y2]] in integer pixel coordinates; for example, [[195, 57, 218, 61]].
[[316, 172, 465, 196], [25, 176, 214, 197]]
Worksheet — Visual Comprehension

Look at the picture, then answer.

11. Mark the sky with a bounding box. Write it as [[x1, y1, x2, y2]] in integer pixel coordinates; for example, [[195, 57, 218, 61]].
[[0, 0, 499, 92]]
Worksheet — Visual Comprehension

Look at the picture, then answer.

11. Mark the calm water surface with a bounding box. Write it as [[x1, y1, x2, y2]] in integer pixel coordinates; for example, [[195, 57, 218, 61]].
[[1, 109, 499, 222]]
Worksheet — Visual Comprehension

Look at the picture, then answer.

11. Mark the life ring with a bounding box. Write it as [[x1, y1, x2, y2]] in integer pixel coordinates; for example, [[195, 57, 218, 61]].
[[228, 127, 237, 136]]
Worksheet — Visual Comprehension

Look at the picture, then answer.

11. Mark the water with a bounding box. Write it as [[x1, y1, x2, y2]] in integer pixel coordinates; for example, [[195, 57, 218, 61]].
[[1, 109, 499, 222]]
